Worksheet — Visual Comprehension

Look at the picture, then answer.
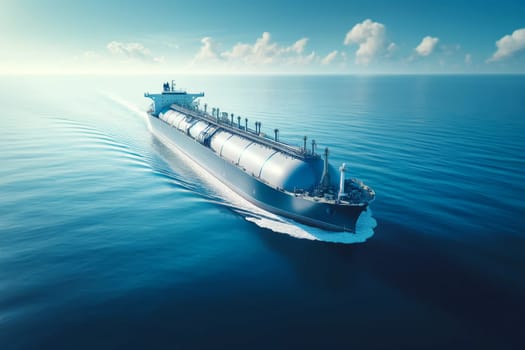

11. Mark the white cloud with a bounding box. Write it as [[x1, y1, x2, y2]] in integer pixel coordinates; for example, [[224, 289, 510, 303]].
[[488, 28, 525, 62], [223, 32, 279, 64], [74, 43, 164, 74], [289, 38, 308, 54], [196, 32, 316, 67], [344, 19, 392, 65], [387, 42, 397, 53], [289, 51, 317, 65], [415, 36, 439, 56], [195, 37, 221, 61], [321, 50, 338, 65], [105, 41, 165, 65], [465, 53, 472, 64], [107, 41, 153, 60]]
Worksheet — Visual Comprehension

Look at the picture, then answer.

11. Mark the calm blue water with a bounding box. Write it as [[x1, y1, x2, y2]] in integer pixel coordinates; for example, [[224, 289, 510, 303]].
[[1, 75, 524, 349]]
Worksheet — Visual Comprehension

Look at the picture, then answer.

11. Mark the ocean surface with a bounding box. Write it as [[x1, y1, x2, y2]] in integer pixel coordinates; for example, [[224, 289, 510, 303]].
[[1, 74, 524, 349]]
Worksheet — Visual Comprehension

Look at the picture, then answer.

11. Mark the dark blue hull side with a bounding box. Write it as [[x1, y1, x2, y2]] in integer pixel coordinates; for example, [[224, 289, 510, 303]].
[[148, 114, 366, 232]]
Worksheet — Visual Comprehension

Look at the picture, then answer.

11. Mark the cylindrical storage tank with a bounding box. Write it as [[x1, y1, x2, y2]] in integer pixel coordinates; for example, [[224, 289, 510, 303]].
[[210, 130, 234, 155], [171, 112, 186, 128], [238, 143, 277, 177], [188, 121, 209, 140], [165, 110, 177, 125], [220, 135, 252, 164], [259, 154, 312, 191], [177, 116, 195, 133], [159, 111, 169, 122], [258, 155, 339, 191]]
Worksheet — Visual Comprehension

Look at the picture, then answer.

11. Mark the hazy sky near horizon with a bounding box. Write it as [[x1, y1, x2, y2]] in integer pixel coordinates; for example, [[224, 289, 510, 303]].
[[1, 0, 524, 74]]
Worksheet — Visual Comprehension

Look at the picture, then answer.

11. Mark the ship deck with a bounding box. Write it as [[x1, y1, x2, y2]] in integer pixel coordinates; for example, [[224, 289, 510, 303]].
[[170, 104, 318, 161], [286, 180, 375, 206]]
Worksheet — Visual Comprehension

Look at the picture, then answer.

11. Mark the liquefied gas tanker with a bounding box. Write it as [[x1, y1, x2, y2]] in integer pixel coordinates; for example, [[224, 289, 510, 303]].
[[144, 80, 375, 232]]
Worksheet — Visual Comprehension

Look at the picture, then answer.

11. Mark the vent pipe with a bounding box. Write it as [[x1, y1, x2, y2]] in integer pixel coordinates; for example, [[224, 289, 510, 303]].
[[245, 118, 248, 131], [311, 139, 316, 154], [303, 136, 307, 153], [274, 129, 279, 142], [338, 163, 347, 201], [237, 116, 241, 128], [231, 113, 234, 125], [320, 147, 330, 190], [204, 103, 207, 114]]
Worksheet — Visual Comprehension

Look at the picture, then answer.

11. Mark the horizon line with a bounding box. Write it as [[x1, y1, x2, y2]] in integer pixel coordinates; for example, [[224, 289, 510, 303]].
[[1, 71, 524, 77]]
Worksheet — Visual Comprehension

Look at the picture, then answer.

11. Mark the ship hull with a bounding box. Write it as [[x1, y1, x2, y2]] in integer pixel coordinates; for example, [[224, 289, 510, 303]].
[[148, 114, 367, 232]]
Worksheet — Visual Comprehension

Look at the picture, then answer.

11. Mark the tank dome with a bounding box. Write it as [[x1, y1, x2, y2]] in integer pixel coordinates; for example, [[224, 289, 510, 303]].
[[261, 154, 325, 191]]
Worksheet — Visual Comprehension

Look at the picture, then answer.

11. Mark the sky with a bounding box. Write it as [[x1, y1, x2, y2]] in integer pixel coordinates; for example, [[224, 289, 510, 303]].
[[1, 0, 524, 74]]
